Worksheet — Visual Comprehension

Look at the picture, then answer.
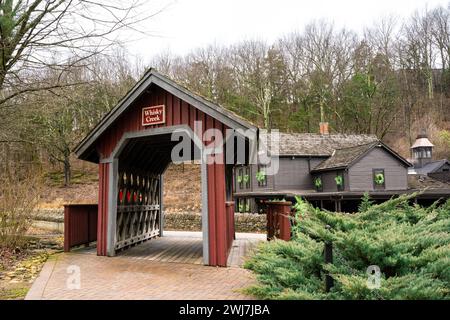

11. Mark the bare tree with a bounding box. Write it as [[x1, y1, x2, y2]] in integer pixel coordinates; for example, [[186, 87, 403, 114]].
[[0, 0, 163, 109], [229, 40, 287, 130], [401, 8, 437, 100], [430, 5, 450, 72], [22, 50, 141, 186]]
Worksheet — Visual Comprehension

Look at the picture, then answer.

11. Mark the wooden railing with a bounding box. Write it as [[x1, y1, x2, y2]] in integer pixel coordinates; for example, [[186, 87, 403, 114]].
[[266, 201, 293, 241], [64, 204, 98, 252], [115, 204, 160, 250], [225, 202, 236, 252], [115, 171, 161, 251]]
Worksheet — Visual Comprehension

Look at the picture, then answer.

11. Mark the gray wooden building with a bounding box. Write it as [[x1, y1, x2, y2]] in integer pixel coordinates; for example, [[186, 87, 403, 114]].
[[233, 128, 450, 213]]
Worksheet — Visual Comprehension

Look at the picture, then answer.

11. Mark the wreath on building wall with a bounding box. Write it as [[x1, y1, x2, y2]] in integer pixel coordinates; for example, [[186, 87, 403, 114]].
[[374, 173, 385, 185], [335, 175, 344, 187], [237, 175, 243, 184], [243, 174, 250, 184], [314, 177, 323, 189], [256, 170, 267, 183]]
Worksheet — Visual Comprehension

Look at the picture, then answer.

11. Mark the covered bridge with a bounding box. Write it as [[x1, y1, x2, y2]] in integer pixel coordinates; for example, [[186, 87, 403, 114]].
[[73, 69, 258, 267]]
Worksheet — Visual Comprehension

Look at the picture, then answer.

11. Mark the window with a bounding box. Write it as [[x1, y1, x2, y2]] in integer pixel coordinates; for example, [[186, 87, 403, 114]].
[[245, 167, 251, 189], [238, 198, 251, 213], [237, 168, 244, 189], [373, 169, 385, 190], [314, 176, 323, 192], [238, 198, 244, 213], [256, 165, 267, 187], [236, 166, 251, 190], [335, 172, 345, 191]]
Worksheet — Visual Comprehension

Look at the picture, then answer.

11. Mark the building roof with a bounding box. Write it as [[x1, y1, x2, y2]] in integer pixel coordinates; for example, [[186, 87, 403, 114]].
[[74, 68, 257, 161], [409, 159, 450, 175], [407, 174, 450, 190], [260, 132, 379, 157], [311, 142, 378, 171], [311, 141, 411, 172], [411, 137, 434, 149]]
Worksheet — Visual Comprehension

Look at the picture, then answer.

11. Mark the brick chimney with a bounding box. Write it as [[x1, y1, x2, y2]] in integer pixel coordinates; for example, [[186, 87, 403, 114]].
[[319, 122, 329, 135]]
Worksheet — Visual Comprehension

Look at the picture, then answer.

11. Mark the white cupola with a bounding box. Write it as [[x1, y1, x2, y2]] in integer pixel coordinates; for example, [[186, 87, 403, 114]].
[[411, 129, 434, 168]]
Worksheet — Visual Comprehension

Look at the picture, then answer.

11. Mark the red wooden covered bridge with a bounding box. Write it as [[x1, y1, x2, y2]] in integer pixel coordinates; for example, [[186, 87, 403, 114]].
[[71, 69, 259, 266]]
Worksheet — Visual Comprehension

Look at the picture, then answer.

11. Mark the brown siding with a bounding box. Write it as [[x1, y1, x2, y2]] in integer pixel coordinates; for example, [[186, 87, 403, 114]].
[[344, 171, 350, 190], [318, 170, 348, 192], [321, 172, 336, 192], [348, 147, 408, 191], [96, 86, 215, 158], [274, 157, 326, 191]]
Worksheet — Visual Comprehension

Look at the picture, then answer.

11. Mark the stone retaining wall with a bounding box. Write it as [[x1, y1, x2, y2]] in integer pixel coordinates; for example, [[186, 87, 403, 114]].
[[32, 209, 267, 234], [33, 209, 64, 223], [164, 212, 266, 233]]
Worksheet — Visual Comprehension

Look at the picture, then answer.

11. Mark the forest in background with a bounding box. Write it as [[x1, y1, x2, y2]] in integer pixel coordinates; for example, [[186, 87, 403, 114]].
[[0, 2, 449, 188], [150, 4, 450, 160]]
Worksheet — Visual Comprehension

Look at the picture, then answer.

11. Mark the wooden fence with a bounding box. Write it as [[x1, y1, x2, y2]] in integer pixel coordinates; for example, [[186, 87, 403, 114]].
[[64, 204, 98, 252]]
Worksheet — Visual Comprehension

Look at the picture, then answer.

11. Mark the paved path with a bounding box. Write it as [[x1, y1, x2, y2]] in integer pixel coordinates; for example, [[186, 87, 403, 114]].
[[26, 232, 265, 300]]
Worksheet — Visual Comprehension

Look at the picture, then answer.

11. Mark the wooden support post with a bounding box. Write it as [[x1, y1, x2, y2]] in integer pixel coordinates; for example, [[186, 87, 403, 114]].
[[266, 204, 273, 241], [278, 206, 292, 241], [335, 199, 342, 212], [64, 206, 70, 252], [159, 174, 164, 237], [266, 201, 292, 241]]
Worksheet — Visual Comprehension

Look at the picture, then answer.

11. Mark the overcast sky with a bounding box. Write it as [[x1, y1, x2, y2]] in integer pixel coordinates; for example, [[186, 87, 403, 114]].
[[125, 0, 450, 63]]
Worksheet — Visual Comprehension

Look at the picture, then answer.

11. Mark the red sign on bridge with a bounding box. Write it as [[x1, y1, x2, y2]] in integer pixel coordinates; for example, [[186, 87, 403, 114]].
[[142, 105, 165, 126]]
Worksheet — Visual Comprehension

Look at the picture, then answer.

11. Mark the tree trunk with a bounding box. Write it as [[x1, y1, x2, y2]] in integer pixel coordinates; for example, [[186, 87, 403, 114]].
[[64, 155, 71, 187]]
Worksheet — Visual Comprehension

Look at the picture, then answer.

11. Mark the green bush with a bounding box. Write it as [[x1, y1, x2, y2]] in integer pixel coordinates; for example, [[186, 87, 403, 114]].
[[244, 194, 450, 300]]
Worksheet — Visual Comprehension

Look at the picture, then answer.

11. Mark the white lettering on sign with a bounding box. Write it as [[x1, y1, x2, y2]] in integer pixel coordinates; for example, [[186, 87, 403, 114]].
[[142, 105, 165, 126]]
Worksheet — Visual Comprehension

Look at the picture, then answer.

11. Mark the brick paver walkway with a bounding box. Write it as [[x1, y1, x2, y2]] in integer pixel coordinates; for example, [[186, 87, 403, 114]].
[[26, 232, 262, 300]]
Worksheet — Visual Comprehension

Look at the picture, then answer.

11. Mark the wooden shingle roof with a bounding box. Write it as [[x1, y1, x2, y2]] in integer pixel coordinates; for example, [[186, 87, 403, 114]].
[[407, 174, 450, 189], [311, 141, 411, 172], [312, 142, 379, 171], [410, 159, 450, 175], [260, 132, 379, 156]]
